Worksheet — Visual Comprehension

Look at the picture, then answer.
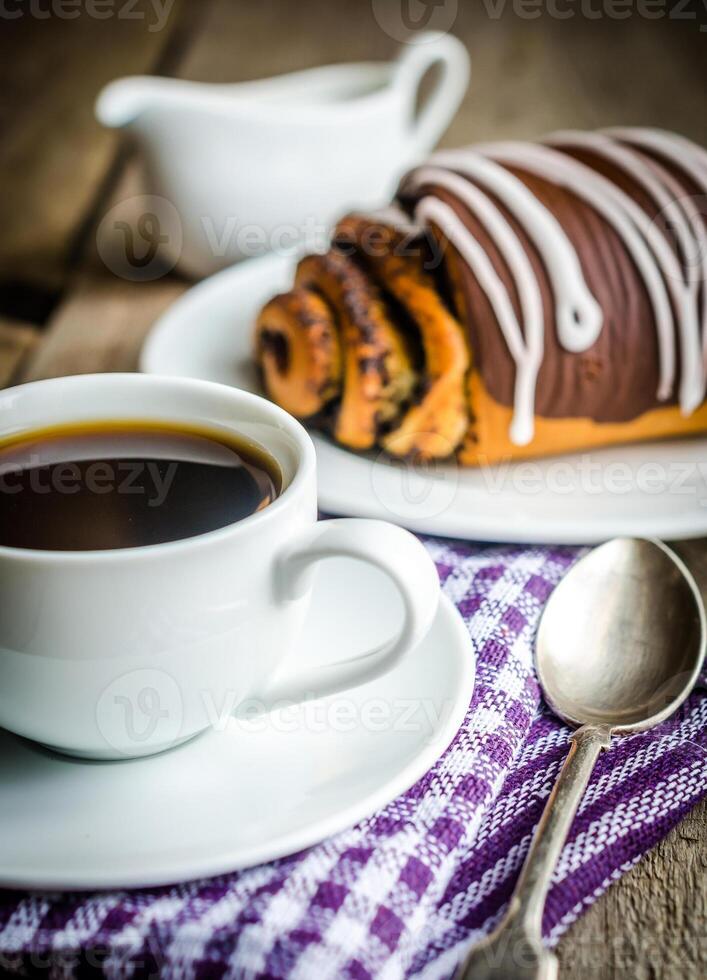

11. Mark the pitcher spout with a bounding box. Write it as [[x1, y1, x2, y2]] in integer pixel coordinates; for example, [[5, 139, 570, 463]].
[[95, 76, 189, 129]]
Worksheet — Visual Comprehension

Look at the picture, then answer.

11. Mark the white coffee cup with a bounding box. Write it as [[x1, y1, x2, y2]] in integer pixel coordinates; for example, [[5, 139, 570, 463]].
[[0, 374, 440, 760]]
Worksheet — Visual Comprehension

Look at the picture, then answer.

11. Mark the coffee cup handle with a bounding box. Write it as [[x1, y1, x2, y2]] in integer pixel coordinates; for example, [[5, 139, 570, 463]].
[[396, 31, 470, 158], [261, 519, 439, 708]]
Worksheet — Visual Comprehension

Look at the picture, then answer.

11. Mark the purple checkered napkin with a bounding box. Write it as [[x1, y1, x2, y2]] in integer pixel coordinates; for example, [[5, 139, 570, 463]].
[[1, 539, 705, 979]]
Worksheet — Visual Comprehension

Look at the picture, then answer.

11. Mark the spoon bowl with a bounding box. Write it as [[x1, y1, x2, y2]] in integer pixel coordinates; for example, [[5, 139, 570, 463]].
[[536, 537, 706, 732]]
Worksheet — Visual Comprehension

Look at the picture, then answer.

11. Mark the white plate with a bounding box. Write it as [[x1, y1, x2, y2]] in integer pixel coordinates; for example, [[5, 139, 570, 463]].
[[0, 557, 474, 891], [141, 253, 707, 544]]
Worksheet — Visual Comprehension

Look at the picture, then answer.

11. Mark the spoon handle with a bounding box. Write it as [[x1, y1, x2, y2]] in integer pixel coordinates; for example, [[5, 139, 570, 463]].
[[456, 724, 611, 980]]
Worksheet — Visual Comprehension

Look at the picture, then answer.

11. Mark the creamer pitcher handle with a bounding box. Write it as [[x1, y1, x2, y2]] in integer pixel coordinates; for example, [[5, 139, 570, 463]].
[[396, 31, 470, 159]]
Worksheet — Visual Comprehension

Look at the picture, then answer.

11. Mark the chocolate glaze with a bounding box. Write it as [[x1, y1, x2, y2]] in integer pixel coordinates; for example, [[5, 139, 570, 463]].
[[403, 149, 700, 423]]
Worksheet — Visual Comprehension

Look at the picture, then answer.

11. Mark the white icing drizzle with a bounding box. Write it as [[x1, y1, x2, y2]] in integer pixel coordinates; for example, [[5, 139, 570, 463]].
[[475, 142, 680, 406], [604, 128, 707, 188], [412, 172, 544, 445], [428, 149, 604, 352], [397, 128, 707, 442], [603, 128, 707, 372], [542, 131, 704, 413]]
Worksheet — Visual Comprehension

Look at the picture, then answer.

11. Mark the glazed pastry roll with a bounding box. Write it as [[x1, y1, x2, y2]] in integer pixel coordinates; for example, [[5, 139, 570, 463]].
[[255, 127, 707, 464]]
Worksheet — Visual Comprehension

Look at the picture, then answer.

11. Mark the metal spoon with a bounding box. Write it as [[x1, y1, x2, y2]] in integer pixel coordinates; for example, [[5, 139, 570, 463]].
[[456, 537, 705, 980]]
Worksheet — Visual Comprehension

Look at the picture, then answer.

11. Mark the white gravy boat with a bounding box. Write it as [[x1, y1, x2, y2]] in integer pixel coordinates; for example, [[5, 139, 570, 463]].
[[96, 32, 469, 277]]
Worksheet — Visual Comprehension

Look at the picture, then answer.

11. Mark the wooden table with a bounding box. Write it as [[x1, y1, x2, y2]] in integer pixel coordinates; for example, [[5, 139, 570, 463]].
[[1, 3, 705, 976]]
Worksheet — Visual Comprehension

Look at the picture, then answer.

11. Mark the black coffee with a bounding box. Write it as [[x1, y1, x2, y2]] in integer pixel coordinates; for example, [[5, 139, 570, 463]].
[[0, 420, 282, 551]]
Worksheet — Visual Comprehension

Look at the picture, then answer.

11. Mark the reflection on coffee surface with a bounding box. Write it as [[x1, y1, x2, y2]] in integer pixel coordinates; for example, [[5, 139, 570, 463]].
[[0, 421, 282, 551]]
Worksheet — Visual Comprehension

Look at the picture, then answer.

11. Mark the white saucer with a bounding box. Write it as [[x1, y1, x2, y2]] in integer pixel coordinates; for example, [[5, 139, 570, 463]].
[[141, 252, 707, 544], [0, 557, 474, 891]]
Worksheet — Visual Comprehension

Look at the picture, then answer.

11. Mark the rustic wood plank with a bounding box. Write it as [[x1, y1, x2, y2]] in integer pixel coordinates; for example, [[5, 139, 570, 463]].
[[15, 153, 189, 384], [558, 797, 707, 979], [0, 0, 191, 300], [17, 273, 185, 383], [447, 7, 707, 147], [0, 319, 40, 388]]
